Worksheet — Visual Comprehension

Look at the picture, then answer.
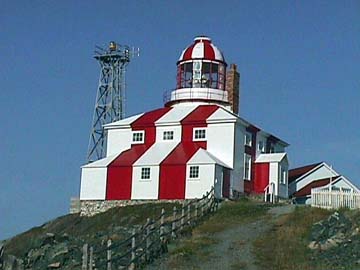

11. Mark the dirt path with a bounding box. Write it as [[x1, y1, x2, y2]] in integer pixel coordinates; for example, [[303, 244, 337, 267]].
[[145, 204, 295, 270]]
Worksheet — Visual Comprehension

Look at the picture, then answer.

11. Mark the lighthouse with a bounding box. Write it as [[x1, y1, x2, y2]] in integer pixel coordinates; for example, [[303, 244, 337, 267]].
[[79, 36, 289, 215]]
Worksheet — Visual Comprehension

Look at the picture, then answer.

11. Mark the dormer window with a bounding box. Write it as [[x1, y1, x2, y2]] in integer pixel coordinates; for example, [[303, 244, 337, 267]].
[[132, 131, 144, 144], [163, 131, 174, 140], [245, 131, 252, 147], [193, 128, 206, 141]]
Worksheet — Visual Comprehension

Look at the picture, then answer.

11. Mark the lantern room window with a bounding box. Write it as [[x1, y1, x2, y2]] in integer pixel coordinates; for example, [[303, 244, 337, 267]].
[[176, 61, 226, 90]]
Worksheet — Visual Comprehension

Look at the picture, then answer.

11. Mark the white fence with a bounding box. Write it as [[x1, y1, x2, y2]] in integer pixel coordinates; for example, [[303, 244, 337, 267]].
[[311, 190, 360, 209]]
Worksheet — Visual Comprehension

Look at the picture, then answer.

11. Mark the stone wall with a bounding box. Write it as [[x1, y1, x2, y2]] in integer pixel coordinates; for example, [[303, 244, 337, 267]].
[[80, 199, 183, 216]]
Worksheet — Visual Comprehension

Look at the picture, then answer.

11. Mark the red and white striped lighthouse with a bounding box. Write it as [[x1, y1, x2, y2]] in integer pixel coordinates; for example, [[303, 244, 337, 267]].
[[79, 36, 289, 214]]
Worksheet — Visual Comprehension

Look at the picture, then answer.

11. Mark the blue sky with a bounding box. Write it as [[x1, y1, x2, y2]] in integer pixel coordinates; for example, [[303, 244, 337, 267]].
[[0, 1, 359, 240]]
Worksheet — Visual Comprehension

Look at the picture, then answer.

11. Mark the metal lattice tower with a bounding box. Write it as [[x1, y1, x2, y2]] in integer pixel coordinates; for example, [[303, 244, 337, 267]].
[[87, 41, 139, 163]]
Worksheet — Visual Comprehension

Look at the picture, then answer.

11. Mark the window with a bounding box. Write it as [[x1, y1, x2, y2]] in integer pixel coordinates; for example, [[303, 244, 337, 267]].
[[280, 166, 287, 184], [193, 128, 206, 141], [163, 131, 174, 140], [189, 166, 200, 179], [244, 154, 252, 180], [132, 131, 144, 144], [258, 140, 265, 153], [141, 167, 151, 180], [245, 131, 252, 147]]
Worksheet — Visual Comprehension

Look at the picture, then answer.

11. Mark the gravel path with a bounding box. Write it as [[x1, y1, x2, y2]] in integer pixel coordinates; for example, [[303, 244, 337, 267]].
[[146, 204, 295, 270]]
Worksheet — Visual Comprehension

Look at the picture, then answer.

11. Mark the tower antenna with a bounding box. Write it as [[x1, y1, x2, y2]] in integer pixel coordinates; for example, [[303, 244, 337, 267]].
[[87, 41, 139, 163]]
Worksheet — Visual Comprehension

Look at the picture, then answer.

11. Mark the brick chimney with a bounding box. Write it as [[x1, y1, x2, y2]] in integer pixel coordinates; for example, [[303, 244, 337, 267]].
[[225, 64, 240, 114]]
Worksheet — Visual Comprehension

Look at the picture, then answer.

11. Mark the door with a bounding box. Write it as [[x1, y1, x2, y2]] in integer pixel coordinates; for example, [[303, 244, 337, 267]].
[[222, 168, 230, 198]]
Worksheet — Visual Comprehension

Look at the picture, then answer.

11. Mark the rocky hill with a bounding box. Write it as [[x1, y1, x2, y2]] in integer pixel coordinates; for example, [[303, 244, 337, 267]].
[[2, 200, 360, 270], [1, 202, 179, 269]]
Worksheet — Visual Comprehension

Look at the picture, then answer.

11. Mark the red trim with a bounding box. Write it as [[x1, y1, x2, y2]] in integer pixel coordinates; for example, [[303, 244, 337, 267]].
[[159, 105, 219, 199], [106, 107, 171, 200], [254, 163, 270, 193], [293, 177, 340, 197]]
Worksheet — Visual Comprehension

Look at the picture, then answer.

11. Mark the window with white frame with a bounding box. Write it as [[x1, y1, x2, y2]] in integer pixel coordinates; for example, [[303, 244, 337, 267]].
[[280, 166, 287, 184], [163, 131, 174, 140], [189, 166, 200, 179], [258, 140, 265, 153], [193, 128, 206, 141], [245, 131, 252, 146], [141, 167, 151, 180], [132, 131, 144, 144], [244, 154, 252, 180]]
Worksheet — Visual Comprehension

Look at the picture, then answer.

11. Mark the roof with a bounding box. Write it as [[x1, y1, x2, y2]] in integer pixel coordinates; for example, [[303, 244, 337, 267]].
[[188, 148, 231, 168], [288, 162, 322, 183], [178, 36, 225, 63], [255, 153, 287, 163], [81, 154, 118, 168], [293, 177, 337, 197], [104, 113, 143, 129]]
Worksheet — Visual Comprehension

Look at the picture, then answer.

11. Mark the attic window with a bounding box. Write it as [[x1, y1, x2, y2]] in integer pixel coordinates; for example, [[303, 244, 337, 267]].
[[163, 131, 174, 140], [132, 131, 144, 144], [193, 128, 206, 141]]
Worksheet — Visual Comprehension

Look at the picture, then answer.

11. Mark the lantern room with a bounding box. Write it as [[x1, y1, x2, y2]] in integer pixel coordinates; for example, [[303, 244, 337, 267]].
[[164, 36, 230, 108]]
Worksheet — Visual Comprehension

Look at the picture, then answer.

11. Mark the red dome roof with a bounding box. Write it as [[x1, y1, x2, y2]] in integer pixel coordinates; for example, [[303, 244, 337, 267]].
[[178, 36, 225, 63]]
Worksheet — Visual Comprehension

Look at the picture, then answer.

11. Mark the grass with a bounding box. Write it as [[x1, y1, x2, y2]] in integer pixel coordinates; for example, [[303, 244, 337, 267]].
[[253, 206, 331, 270], [163, 198, 269, 269], [4, 202, 181, 257]]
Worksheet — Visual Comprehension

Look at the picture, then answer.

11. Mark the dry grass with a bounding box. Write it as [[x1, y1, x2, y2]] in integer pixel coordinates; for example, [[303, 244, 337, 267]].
[[253, 206, 331, 270]]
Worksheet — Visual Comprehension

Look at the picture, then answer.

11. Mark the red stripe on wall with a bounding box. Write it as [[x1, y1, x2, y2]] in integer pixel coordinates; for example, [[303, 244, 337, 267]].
[[159, 105, 219, 199], [106, 107, 172, 200]]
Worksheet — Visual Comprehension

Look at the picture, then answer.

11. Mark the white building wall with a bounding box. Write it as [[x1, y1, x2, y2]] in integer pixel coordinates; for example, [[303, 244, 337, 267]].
[[232, 122, 245, 193], [80, 168, 107, 200], [155, 125, 182, 142], [185, 164, 215, 199], [269, 162, 279, 196], [106, 128, 132, 157], [278, 159, 289, 198], [131, 166, 159, 199], [214, 164, 223, 198], [207, 123, 234, 169]]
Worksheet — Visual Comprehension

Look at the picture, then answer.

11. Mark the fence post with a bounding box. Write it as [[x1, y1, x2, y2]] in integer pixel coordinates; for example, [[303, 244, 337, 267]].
[[146, 218, 151, 262], [82, 244, 88, 270], [129, 229, 136, 270], [172, 206, 177, 239], [201, 196, 205, 217], [107, 239, 112, 270], [181, 202, 185, 231], [89, 246, 94, 270], [187, 203, 191, 225], [195, 203, 198, 220]]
